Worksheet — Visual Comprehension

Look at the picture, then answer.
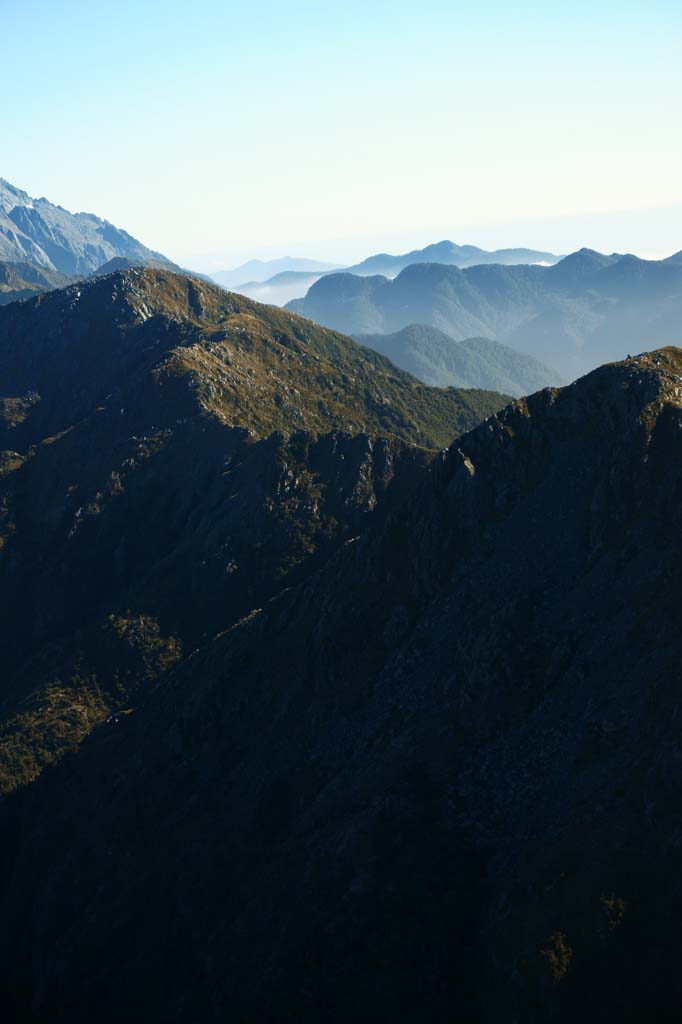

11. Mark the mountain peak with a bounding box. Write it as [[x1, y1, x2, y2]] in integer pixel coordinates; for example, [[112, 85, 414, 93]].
[[0, 176, 173, 275], [0, 267, 508, 453]]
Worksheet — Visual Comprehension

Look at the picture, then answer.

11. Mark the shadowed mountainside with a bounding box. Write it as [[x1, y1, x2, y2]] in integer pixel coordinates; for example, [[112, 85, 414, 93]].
[[0, 260, 71, 305], [0, 268, 507, 794], [1, 347, 682, 1020]]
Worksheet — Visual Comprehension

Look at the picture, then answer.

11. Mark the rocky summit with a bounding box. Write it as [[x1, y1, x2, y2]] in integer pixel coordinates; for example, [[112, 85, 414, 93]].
[[1, 341, 682, 1021], [0, 268, 506, 797]]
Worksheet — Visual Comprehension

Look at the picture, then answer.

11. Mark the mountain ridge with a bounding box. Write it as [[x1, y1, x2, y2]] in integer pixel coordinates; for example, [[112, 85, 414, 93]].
[[0, 267, 508, 794], [222, 241, 563, 306], [2, 347, 682, 1020], [343, 238, 561, 277], [355, 324, 563, 396], [0, 177, 174, 276]]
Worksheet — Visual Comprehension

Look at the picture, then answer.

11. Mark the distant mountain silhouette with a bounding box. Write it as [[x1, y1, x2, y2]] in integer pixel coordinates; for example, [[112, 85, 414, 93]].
[[356, 324, 563, 396], [233, 245, 560, 308], [212, 257, 341, 289], [343, 239, 560, 277], [289, 249, 682, 377], [231, 270, 325, 305], [220, 242, 561, 304]]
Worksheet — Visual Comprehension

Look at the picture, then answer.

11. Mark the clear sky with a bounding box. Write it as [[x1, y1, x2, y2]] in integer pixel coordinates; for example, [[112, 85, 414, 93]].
[[2, 0, 681, 270]]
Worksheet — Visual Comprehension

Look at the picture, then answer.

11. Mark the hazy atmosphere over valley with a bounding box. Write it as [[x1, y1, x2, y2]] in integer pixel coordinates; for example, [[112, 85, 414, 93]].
[[1, 1, 682, 1021]]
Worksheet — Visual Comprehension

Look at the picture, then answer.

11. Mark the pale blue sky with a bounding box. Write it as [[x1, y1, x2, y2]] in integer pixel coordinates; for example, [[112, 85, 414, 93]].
[[2, 0, 681, 269]]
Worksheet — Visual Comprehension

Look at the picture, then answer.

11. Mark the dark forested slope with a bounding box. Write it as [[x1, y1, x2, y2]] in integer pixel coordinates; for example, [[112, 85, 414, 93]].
[[2, 347, 682, 1022], [0, 268, 506, 794]]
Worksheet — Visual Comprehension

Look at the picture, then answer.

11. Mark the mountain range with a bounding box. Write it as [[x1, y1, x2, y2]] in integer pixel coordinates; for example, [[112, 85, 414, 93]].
[[0, 177, 173, 276], [1, 320, 682, 1019], [3, 177, 682, 1019], [342, 239, 561, 277], [288, 248, 682, 377], [356, 324, 563, 396], [227, 241, 562, 306]]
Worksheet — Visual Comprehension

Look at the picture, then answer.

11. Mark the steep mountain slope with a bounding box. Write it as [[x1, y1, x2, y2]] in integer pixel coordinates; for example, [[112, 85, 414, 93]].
[[0, 269, 507, 794], [2, 348, 682, 1022], [0, 177, 173, 275], [0, 260, 71, 305], [213, 257, 341, 289], [0, 269, 504, 451], [343, 239, 560, 277], [288, 250, 682, 377], [356, 324, 563, 395]]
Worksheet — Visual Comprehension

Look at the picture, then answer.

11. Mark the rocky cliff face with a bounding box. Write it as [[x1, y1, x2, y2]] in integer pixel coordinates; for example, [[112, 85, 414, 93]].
[[1, 347, 681, 1021]]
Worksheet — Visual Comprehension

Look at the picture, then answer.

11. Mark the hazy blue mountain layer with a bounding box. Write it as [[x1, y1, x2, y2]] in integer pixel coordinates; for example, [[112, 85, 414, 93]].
[[220, 241, 561, 305], [231, 270, 325, 305], [212, 257, 341, 288], [356, 324, 563, 396], [343, 239, 560, 277], [289, 249, 682, 377]]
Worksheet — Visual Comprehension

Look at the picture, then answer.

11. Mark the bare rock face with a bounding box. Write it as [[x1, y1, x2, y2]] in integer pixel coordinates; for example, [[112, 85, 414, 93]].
[[1, 346, 682, 1021], [0, 176, 173, 275]]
